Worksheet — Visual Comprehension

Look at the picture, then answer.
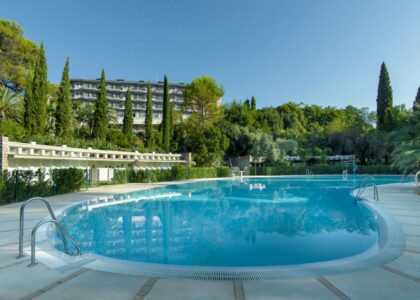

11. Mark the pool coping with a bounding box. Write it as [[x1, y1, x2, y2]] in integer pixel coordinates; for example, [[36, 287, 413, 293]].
[[32, 176, 408, 280]]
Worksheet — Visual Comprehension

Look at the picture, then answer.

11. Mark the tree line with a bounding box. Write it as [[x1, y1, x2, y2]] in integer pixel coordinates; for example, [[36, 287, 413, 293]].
[[0, 19, 418, 174]]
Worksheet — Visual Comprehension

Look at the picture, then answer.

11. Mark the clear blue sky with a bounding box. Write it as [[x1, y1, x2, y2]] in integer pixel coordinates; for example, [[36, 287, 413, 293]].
[[3, 0, 420, 109]]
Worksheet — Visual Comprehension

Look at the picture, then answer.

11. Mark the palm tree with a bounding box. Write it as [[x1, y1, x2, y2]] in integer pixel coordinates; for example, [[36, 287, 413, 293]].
[[0, 85, 23, 121], [391, 111, 420, 174]]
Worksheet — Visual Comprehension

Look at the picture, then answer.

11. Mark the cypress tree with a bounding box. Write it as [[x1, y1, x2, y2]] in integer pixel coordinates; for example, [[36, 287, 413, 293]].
[[413, 86, 420, 111], [376, 62, 393, 131], [55, 57, 73, 138], [92, 69, 108, 140], [23, 74, 35, 134], [122, 89, 133, 143], [161, 74, 171, 151], [145, 82, 154, 147], [31, 43, 48, 135], [244, 99, 250, 108], [251, 96, 256, 111]]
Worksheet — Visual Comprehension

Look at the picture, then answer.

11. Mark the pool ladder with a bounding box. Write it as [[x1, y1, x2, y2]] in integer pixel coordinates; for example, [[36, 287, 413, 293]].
[[415, 170, 420, 186], [354, 177, 379, 202], [17, 197, 81, 267], [305, 169, 314, 180]]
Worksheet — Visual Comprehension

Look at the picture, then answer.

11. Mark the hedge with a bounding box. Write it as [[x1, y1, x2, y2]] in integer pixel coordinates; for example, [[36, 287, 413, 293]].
[[0, 168, 85, 205], [253, 164, 401, 176], [51, 168, 85, 194], [113, 166, 231, 184]]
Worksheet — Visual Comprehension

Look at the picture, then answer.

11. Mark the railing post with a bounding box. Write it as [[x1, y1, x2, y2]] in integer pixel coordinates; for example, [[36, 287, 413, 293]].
[[17, 197, 58, 258], [28, 219, 81, 267]]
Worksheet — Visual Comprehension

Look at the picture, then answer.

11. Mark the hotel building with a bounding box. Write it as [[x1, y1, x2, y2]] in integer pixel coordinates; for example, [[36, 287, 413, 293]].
[[70, 78, 190, 129]]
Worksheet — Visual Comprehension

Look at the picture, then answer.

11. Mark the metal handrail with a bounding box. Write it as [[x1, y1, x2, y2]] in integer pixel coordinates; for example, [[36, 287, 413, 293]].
[[342, 169, 348, 180], [28, 219, 81, 267], [415, 171, 420, 186], [355, 182, 379, 201], [305, 169, 314, 179], [17, 197, 60, 258]]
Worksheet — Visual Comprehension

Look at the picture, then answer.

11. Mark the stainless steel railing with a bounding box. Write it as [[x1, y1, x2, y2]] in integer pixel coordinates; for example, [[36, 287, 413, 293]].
[[354, 176, 379, 201], [17, 197, 58, 258], [28, 219, 81, 267]]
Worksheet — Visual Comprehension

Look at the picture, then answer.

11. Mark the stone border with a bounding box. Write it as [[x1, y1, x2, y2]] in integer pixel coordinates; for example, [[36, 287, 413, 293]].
[[32, 177, 408, 280]]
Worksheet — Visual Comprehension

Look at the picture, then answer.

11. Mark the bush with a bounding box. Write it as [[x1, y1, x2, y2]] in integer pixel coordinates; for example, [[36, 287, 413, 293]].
[[254, 164, 401, 175], [114, 166, 231, 184], [51, 168, 85, 194], [0, 169, 52, 204], [216, 166, 231, 177], [112, 169, 128, 184]]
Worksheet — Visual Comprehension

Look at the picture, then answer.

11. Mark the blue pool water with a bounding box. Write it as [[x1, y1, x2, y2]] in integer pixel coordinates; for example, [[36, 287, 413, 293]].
[[56, 175, 410, 267]]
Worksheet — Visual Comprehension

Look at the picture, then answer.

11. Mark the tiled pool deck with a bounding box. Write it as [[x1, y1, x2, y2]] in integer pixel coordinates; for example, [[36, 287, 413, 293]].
[[0, 181, 419, 300]]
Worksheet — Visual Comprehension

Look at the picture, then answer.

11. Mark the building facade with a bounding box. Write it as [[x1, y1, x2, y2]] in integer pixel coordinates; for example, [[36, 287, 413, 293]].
[[70, 78, 190, 129], [0, 136, 193, 183]]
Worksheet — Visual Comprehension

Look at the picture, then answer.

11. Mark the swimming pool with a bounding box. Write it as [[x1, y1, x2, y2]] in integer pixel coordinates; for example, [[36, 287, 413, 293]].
[[49, 175, 410, 279]]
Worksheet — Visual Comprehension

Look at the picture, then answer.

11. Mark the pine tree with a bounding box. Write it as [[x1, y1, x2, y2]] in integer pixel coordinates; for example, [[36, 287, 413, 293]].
[[244, 99, 250, 108], [161, 74, 171, 151], [31, 43, 48, 135], [145, 82, 154, 147], [376, 62, 393, 131], [23, 74, 35, 134], [92, 69, 108, 140], [55, 58, 73, 138], [122, 89, 133, 143], [251, 96, 256, 111], [414, 86, 420, 111]]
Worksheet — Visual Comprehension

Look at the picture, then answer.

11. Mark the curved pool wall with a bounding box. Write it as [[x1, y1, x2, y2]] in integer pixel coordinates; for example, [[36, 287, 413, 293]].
[[33, 175, 409, 280]]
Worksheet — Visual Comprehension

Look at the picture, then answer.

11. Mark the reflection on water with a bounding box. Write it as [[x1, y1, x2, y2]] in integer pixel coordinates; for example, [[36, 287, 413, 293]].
[[55, 177, 405, 266]]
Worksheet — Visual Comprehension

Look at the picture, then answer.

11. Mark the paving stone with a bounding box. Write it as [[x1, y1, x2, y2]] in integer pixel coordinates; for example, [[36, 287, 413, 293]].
[[0, 263, 72, 300], [326, 268, 420, 300], [388, 252, 420, 279], [144, 279, 235, 300], [243, 278, 338, 300], [34, 270, 148, 300]]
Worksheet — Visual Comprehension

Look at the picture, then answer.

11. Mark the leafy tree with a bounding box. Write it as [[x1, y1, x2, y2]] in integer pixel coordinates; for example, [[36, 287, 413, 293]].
[[0, 119, 26, 140], [0, 84, 23, 121], [92, 69, 108, 140], [31, 43, 48, 135], [122, 89, 133, 143], [376, 62, 394, 131], [0, 20, 38, 88], [183, 76, 224, 129], [251, 96, 256, 111], [55, 58, 73, 138], [23, 74, 35, 132], [145, 82, 154, 147], [255, 107, 283, 136], [250, 131, 279, 164], [161, 75, 171, 151], [276, 138, 298, 161], [414, 86, 420, 112], [277, 102, 307, 134], [223, 101, 255, 127], [189, 126, 229, 166], [219, 122, 255, 157], [73, 102, 94, 136]]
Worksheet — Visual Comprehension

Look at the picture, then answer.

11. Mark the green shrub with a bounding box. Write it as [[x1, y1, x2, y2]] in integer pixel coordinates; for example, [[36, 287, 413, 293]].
[[115, 166, 231, 183], [254, 164, 401, 175], [51, 168, 84, 194], [113, 169, 128, 184], [216, 166, 231, 177], [0, 169, 52, 204]]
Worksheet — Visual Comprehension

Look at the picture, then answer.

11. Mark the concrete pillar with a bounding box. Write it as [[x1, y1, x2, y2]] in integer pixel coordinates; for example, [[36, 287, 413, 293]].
[[183, 152, 193, 166], [0, 136, 9, 171]]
